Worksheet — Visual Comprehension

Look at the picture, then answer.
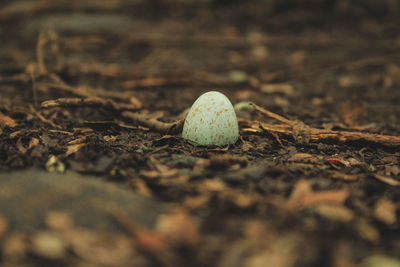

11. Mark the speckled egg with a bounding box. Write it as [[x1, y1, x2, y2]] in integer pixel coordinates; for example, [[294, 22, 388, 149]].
[[182, 91, 239, 146]]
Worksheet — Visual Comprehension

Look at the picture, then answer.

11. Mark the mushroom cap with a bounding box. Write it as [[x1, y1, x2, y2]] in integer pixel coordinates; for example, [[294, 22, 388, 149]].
[[182, 91, 239, 146]]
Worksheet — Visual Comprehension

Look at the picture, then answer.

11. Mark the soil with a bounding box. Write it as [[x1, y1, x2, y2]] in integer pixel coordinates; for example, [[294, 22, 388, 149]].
[[0, 1, 400, 266]]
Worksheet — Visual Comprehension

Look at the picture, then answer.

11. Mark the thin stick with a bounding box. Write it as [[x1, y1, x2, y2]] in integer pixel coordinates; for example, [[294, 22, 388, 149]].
[[250, 102, 294, 125], [122, 111, 184, 134], [249, 103, 400, 147], [36, 32, 48, 74], [41, 97, 141, 111]]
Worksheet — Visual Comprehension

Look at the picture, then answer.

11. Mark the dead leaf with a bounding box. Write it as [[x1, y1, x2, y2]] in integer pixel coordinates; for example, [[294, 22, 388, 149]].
[[227, 190, 256, 209], [66, 230, 139, 266], [183, 195, 210, 210], [65, 143, 85, 156], [3, 234, 28, 258], [302, 190, 349, 207], [325, 156, 351, 167], [385, 165, 400, 176], [134, 229, 168, 252], [16, 137, 40, 154], [156, 210, 199, 246], [286, 180, 312, 210], [338, 75, 361, 88], [373, 197, 397, 225], [314, 204, 354, 222], [45, 211, 74, 231], [260, 83, 295, 96], [0, 111, 17, 128], [338, 98, 365, 127], [130, 179, 152, 198], [199, 179, 227, 193], [67, 136, 86, 145], [286, 180, 349, 210], [287, 153, 319, 163], [288, 51, 306, 65], [129, 96, 142, 109], [355, 219, 380, 243], [235, 90, 258, 99], [0, 215, 8, 236], [330, 172, 360, 182], [243, 221, 268, 239], [30, 231, 67, 260], [373, 174, 400, 186], [273, 96, 290, 107]]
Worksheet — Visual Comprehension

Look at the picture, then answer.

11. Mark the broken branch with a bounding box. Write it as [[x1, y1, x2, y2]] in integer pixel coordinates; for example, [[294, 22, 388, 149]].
[[41, 97, 141, 112], [122, 111, 184, 134], [249, 103, 400, 147]]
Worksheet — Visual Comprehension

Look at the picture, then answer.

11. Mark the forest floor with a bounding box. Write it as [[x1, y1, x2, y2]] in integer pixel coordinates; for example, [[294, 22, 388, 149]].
[[0, 1, 400, 266]]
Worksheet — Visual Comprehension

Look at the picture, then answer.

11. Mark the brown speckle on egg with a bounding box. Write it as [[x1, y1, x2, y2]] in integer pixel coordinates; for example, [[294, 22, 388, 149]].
[[182, 91, 239, 146]]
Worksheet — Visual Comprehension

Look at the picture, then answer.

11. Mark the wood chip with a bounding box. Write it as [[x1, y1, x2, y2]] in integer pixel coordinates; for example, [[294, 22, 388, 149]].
[[260, 83, 295, 96], [65, 143, 85, 157], [373, 174, 400, 186], [156, 210, 199, 246], [0, 111, 17, 128], [373, 197, 397, 225], [314, 204, 354, 222], [302, 190, 349, 207], [287, 153, 319, 163]]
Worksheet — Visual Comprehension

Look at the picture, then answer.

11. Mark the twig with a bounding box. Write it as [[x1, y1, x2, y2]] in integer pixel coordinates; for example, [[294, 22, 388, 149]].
[[250, 103, 400, 147], [122, 111, 184, 134], [250, 102, 294, 125], [36, 32, 48, 74], [28, 67, 39, 108], [41, 97, 141, 111], [122, 77, 190, 89], [40, 74, 143, 105]]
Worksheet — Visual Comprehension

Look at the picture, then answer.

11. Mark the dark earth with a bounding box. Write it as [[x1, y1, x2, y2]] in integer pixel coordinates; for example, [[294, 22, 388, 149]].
[[1, 0, 400, 266]]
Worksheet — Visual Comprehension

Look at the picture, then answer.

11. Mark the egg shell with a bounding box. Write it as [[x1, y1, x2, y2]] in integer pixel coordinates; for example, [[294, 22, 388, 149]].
[[182, 91, 239, 146]]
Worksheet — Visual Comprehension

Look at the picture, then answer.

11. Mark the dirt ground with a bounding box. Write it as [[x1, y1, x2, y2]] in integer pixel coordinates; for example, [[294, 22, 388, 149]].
[[0, 0, 400, 266]]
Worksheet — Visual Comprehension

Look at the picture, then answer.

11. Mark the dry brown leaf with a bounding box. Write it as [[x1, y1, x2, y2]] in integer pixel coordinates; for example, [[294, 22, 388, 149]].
[[183, 195, 210, 210], [0, 215, 8, 236], [156, 210, 199, 246], [3, 234, 28, 259], [288, 51, 306, 65], [45, 211, 74, 231], [129, 96, 142, 109], [130, 179, 152, 198], [65, 143, 85, 157], [287, 153, 319, 163], [67, 230, 138, 266], [287, 180, 349, 210], [261, 83, 295, 96], [139, 169, 179, 179], [230, 191, 256, 209], [67, 136, 87, 145], [16, 137, 40, 154], [242, 221, 268, 239], [199, 179, 227, 193], [286, 180, 312, 210], [134, 229, 168, 252], [0, 111, 17, 128], [330, 172, 360, 181], [30, 231, 67, 260], [325, 156, 351, 167], [302, 190, 349, 207], [314, 204, 354, 222], [355, 219, 380, 243], [338, 99, 365, 127], [373, 197, 397, 225], [373, 174, 400, 186], [385, 165, 400, 176]]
